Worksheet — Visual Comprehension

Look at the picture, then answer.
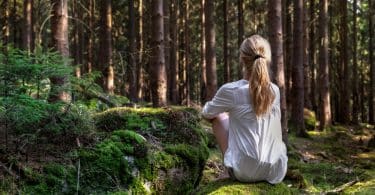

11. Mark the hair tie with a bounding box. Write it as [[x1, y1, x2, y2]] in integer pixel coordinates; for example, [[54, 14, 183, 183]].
[[253, 55, 263, 61]]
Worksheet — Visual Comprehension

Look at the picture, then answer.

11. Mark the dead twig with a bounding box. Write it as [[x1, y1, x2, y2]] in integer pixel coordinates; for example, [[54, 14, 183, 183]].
[[0, 161, 19, 179], [325, 179, 359, 193]]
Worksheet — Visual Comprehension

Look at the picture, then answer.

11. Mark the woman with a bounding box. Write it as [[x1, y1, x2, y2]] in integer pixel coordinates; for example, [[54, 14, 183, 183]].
[[202, 35, 287, 184]]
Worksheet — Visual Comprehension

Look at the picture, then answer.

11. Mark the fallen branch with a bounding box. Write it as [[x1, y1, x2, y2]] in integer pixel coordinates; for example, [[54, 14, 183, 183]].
[[0, 161, 19, 179], [325, 179, 359, 193]]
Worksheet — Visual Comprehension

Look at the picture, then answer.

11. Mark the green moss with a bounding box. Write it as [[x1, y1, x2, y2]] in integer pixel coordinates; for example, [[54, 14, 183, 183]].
[[197, 179, 297, 195], [304, 109, 317, 131], [21, 163, 77, 194], [344, 179, 375, 194]]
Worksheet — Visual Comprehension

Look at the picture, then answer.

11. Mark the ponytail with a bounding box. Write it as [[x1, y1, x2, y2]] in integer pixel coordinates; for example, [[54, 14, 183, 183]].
[[249, 57, 275, 117]]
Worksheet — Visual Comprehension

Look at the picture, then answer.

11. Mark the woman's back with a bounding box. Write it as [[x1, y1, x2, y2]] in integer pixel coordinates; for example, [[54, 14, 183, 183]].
[[202, 80, 287, 183]]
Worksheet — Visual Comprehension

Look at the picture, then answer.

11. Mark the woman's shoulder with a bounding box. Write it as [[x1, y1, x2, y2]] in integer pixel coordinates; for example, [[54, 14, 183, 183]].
[[220, 80, 248, 90]]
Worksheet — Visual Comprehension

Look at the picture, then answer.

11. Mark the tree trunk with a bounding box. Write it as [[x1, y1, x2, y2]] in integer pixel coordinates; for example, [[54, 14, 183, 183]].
[[318, 0, 331, 129], [128, 0, 137, 102], [99, 0, 114, 94], [338, 0, 350, 124], [285, 0, 293, 105], [237, 0, 244, 79], [268, 0, 288, 144], [23, 0, 33, 53], [369, 0, 374, 124], [309, 0, 317, 113], [86, 0, 94, 73], [184, 1, 190, 106], [291, 0, 306, 136], [200, 0, 206, 104], [1, 0, 10, 46], [351, 0, 359, 124], [170, 0, 179, 104], [205, 0, 217, 101], [136, 0, 144, 101], [151, 0, 167, 107], [223, 0, 229, 83], [49, 0, 70, 102], [303, 0, 311, 110], [164, 0, 171, 103], [72, 0, 81, 77]]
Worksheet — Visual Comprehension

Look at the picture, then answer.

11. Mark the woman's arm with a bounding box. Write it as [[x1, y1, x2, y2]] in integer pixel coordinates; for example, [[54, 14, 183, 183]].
[[201, 84, 233, 120]]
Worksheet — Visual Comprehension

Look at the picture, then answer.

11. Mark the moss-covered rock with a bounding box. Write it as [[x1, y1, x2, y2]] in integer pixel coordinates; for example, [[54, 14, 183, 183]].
[[19, 106, 209, 194]]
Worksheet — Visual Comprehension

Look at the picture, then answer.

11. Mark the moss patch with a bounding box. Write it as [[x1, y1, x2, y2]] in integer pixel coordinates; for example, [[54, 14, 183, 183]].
[[197, 179, 296, 195], [15, 106, 209, 194]]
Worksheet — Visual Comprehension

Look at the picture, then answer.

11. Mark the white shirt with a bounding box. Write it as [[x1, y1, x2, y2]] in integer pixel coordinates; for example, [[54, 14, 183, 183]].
[[202, 80, 287, 184]]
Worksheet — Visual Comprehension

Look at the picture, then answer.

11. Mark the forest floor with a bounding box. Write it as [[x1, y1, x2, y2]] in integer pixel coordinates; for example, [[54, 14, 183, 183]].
[[196, 122, 375, 194]]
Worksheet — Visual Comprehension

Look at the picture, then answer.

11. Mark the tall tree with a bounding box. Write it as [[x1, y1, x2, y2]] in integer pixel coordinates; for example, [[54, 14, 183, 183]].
[[72, 0, 81, 77], [150, 0, 167, 107], [183, 1, 190, 105], [1, 0, 10, 46], [352, 0, 359, 124], [164, 0, 170, 103], [99, 0, 114, 94], [284, 0, 293, 105], [309, 0, 317, 112], [128, 0, 137, 101], [49, 0, 70, 102], [205, 0, 217, 101], [303, 0, 311, 109], [200, 0, 206, 104], [223, 0, 229, 83], [369, 0, 374, 124], [86, 0, 94, 73], [268, 0, 288, 143], [237, 0, 244, 78], [170, 0, 179, 104], [338, 0, 350, 123], [23, 0, 33, 52], [318, 0, 331, 129], [137, 0, 144, 100], [291, 0, 306, 136]]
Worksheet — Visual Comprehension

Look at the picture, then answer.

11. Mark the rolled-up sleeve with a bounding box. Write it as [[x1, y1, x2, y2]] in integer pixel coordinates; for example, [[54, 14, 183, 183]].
[[202, 85, 233, 119]]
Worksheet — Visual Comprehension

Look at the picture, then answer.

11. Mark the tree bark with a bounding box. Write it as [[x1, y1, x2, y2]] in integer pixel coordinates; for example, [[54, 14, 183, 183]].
[[338, 0, 350, 124], [318, 0, 331, 129], [128, 0, 137, 102], [136, 0, 144, 101], [268, 0, 288, 144], [285, 0, 293, 105], [303, 0, 311, 109], [309, 0, 317, 113], [164, 0, 171, 103], [184, 1, 190, 106], [291, 0, 306, 136], [86, 0, 94, 73], [1, 0, 10, 46], [369, 0, 374, 124], [150, 0, 167, 107], [99, 0, 114, 94], [49, 0, 70, 102], [72, 0, 81, 77], [205, 0, 217, 101], [23, 0, 33, 53], [223, 0, 229, 83], [352, 0, 359, 124], [170, 0, 179, 104], [200, 0, 206, 104], [237, 0, 244, 79]]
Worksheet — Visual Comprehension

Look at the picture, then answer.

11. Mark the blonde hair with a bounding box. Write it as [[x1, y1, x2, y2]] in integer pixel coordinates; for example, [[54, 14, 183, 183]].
[[240, 35, 275, 117]]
